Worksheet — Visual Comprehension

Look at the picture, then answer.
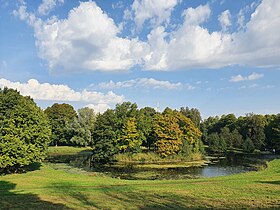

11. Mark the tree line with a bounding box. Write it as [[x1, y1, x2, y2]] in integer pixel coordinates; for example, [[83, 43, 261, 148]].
[[201, 113, 280, 153], [1, 88, 280, 172], [45, 102, 203, 164]]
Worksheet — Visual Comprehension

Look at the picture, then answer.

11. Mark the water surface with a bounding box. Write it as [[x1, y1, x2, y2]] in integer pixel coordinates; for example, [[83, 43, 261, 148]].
[[46, 153, 277, 180]]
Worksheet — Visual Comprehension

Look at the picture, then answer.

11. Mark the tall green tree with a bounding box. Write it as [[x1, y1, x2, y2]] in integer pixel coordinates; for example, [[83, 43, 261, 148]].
[[114, 102, 138, 140], [91, 109, 118, 164], [67, 107, 96, 147], [243, 137, 255, 153], [265, 114, 280, 153], [218, 114, 237, 131], [238, 113, 266, 150], [45, 103, 77, 146], [180, 107, 202, 128], [0, 88, 51, 172], [137, 107, 156, 150], [219, 127, 232, 148], [78, 107, 96, 133], [231, 129, 243, 148], [66, 118, 91, 147], [207, 133, 227, 153], [201, 116, 220, 143]]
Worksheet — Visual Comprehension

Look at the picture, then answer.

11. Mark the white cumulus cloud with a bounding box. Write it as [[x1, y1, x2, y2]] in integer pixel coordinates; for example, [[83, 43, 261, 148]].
[[0, 78, 125, 105], [144, 4, 230, 70], [229, 72, 264, 82], [14, 1, 148, 72], [145, 0, 280, 70], [13, 0, 280, 72], [131, 0, 179, 30], [85, 103, 110, 114]]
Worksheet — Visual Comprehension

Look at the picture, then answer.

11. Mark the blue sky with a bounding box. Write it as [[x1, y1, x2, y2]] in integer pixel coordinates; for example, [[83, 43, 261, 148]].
[[0, 0, 279, 118]]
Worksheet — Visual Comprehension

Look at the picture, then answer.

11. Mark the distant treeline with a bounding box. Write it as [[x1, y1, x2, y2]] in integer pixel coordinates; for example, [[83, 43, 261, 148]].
[[200, 113, 280, 153], [1, 88, 280, 172]]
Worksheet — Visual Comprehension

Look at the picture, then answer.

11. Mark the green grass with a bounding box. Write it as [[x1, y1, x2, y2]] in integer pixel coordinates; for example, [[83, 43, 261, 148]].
[[1, 157, 280, 209], [47, 146, 92, 156], [226, 147, 273, 155]]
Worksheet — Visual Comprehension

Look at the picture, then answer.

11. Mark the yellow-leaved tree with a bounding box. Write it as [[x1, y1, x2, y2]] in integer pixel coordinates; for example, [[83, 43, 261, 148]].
[[153, 111, 183, 157], [117, 117, 142, 153], [154, 108, 202, 157]]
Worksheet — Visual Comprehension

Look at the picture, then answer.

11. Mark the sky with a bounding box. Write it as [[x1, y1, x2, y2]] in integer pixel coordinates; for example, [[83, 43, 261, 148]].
[[0, 0, 279, 118]]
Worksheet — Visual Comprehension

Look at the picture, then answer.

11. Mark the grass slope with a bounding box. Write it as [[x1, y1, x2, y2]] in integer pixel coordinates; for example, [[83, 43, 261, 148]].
[[0, 157, 280, 209]]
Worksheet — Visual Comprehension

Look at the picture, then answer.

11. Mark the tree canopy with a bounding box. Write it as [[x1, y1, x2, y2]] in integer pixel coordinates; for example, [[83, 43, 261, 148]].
[[0, 88, 51, 172], [45, 103, 77, 146]]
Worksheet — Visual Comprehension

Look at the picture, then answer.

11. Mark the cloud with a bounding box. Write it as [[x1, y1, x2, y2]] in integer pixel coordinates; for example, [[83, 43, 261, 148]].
[[229, 72, 264, 82], [182, 3, 211, 25], [144, 4, 228, 70], [85, 103, 110, 114], [237, 2, 259, 30], [131, 0, 179, 30], [144, 0, 280, 70], [247, 72, 264, 80], [0, 78, 125, 105], [230, 0, 280, 67], [218, 10, 231, 31], [239, 84, 258, 89], [96, 78, 182, 90], [14, 1, 148, 72], [230, 74, 245, 82], [38, 0, 64, 16], [14, 0, 280, 72]]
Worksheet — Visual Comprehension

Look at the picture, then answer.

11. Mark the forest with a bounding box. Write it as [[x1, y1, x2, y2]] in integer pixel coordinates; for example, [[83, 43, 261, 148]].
[[0, 87, 280, 172]]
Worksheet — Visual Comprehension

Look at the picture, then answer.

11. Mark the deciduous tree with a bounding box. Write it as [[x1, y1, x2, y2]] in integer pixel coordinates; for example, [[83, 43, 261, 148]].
[[117, 117, 141, 153], [45, 103, 77, 146], [0, 88, 51, 172], [91, 109, 118, 164]]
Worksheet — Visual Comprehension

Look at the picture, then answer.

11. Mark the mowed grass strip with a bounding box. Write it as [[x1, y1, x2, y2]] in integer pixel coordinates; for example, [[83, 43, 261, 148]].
[[1, 159, 280, 209]]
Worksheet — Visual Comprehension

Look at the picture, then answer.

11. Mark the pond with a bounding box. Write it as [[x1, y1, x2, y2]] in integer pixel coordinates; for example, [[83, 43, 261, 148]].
[[46, 153, 278, 180]]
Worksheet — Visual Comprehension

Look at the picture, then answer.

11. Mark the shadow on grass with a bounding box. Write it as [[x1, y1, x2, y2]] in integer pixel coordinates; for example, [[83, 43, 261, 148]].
[[0, 181, 70, 209], [49, 182, 200, 209], [99, 186, 204, 210], [0, 162, 42, 175], [50, 182, 99, 209], [48, 182, 280, 210], [101, 185, 280, 210], [258, 180, 280, 185]]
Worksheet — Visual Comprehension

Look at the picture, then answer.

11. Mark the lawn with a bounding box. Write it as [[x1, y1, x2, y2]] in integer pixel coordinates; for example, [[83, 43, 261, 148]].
[[0, 150, 280, 209]]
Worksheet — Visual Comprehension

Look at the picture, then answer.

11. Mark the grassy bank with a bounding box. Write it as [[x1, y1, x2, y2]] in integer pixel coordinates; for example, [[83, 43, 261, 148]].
[[47, 146, 92, 156], [1, 156, 280, 209], [114, 152, 203, 164]]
